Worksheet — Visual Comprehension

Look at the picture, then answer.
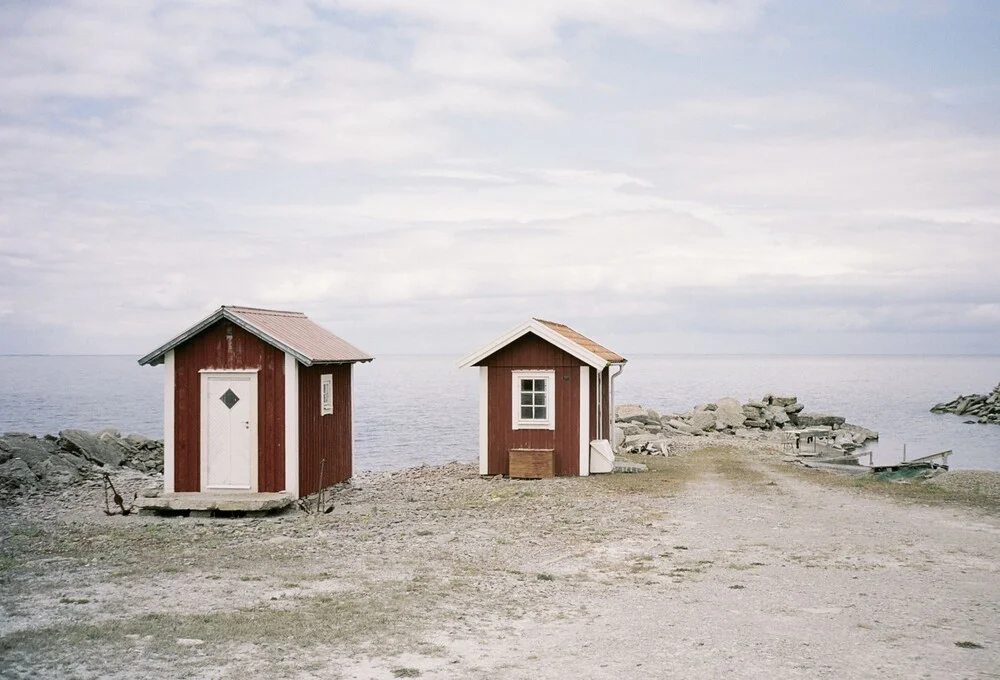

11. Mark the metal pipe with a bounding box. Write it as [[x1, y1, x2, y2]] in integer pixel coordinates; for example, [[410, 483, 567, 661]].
[[609, 362, 626, 447]]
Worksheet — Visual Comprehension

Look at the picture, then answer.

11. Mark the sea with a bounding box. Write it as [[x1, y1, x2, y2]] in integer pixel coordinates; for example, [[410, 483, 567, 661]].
[[1, 355, 999, 471]]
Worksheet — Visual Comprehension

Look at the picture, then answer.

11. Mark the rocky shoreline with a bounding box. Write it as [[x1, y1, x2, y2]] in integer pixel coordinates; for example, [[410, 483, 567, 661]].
[[0, 429, 163, 495], [931, 382, 1000, 425], [615, 393, 878, 456]]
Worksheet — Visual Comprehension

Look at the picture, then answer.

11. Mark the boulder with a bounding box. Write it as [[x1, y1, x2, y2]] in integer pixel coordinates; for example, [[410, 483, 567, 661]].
[[0, 458, 38, 489], [689, 410, 716, 432], [613, 426, 625, 448], [624, 433, 659, 448], [621, 424, 644, 437], [745, 399, 766, 409], [32, 456, 83, 487], [713, 398, 747, 430], [784, 402, 805, 414], [615, 405, 647, 422], [694, 403, 717, 412], [765, 394, 798, 407], [767, 406, 790, 426], [797, 413, 846, 428], [0, 434, 59, 468], [744, 419, 768, 429], [58, 429, 124, 467], [666, 420, 704, 436]]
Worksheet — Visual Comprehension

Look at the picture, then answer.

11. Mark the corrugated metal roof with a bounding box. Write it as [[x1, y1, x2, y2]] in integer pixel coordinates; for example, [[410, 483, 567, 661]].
[[533, 318, 626, 364], [138, 305, 373, 366], [227, 306, 373, 365]]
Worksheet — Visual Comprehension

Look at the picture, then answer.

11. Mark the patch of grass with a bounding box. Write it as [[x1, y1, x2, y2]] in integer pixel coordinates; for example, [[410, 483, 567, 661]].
[[392, 668, 422, 678], [0, 584, 435, 662], [592, 453, 699, 496], [536, 573, 555, 581], [776, 463, 1000, 511], [59, 598, 90, 605], [955, 641, 984, 649]]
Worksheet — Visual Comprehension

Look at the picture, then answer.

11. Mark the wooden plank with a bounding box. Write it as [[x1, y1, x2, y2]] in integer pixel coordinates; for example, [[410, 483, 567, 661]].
[[509, 449, 555, 479]]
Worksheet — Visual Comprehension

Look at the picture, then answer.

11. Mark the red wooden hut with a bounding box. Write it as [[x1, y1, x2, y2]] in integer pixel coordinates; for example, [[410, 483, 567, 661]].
[[458, 318, 627, 478], [138, 306, 372, 500]]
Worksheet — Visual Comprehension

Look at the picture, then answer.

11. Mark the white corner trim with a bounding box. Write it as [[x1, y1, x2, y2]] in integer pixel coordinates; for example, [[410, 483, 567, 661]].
[[511, 369, 556, 430], [350, 363, 355, 477], [163, 350, 175, 493], [457, 319, 608, 371], [579, 366, 590, 477], [479, 366, 489, 475], [284, 353, 300, 499]]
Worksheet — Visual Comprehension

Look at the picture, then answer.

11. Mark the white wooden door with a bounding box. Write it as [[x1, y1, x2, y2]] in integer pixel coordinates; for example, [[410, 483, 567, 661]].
[[202, 373, 257, 491]]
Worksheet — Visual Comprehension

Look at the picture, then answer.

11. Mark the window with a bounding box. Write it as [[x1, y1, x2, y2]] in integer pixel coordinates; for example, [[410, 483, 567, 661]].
[[320, 374, 333, 416], [511, 370, 555, 430]]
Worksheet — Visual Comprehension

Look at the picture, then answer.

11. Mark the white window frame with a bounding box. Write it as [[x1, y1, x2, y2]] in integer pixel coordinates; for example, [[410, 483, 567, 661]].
[[320, 373, 333, 416], [511, 370, 555, 430]]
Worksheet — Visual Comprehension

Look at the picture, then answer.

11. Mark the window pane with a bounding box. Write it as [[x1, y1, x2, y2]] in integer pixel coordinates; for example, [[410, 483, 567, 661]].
[[521, 379, 533, 392], [520, 393, 533, 406], [535, 393, 546, 406], [534, 379, 546, 392], [520, 406, 533, 419], [534, 406, 547, 420]]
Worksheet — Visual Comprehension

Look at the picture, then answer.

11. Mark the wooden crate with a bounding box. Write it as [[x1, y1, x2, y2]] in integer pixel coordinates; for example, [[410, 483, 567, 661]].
[[508, 449, 555, 479]]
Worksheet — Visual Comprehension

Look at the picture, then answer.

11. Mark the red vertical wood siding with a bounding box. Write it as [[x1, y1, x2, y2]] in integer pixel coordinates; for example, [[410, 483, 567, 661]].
[[298, 363, 352, 495], [476, 333, 582, 476], [172, 320, 285, 492]]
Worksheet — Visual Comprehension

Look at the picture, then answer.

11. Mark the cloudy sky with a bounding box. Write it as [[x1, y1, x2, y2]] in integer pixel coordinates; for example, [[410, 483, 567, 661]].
[[1, 0, 998, 356]]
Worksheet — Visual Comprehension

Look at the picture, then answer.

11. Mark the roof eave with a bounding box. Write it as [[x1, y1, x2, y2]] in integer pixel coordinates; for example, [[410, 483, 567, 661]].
[[457, 319, 609, 371], [137, 307, 227, 366], [137, 307, 316, 367]]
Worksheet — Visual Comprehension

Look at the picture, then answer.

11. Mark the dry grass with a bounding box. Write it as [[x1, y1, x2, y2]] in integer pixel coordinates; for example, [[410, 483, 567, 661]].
[[775, 462, 1000, 512]]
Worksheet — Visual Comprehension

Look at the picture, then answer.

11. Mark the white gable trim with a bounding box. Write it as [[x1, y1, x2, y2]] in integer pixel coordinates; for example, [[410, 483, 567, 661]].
[[457, 319, 608, 371], [138, 307, 315, 367]]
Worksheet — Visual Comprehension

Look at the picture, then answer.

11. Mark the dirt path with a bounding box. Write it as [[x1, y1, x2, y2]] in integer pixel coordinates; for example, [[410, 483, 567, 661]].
[[1, 449, 998, 679]]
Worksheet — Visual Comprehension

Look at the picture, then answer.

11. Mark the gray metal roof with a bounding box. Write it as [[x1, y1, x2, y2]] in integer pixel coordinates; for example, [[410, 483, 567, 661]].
[[138, 306, 374, 367]]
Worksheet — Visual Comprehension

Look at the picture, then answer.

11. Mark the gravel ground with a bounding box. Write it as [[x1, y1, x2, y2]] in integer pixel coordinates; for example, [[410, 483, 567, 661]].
[[930, 470, 1000, 500], [1, 441, 998, 679]]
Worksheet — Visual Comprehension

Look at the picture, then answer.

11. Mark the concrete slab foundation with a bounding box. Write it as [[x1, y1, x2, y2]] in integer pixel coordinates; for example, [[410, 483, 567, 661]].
[[135, 491, 295, 514]]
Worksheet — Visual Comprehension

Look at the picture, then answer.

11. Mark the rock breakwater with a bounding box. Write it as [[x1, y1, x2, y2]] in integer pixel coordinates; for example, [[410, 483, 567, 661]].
[[0, 429, 163, 494], [616, 394, 877, 456], [931, 383, 1000, 425]]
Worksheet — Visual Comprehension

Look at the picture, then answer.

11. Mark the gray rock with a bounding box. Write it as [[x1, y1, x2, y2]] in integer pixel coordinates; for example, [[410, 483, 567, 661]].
[[615, 405, 647, 422], [745, 399, 766, 409], [649, 439, 672, 455], [667, 419, 703, 436], [713, 397, 747, 429], [624, 433, 659, 448], [0, 457, 38, 488], [689, 410, 716, 432], [694, 403, 717, 412], [766, 394, 798, 407], [767, 406, 790, 426], [58, 429, 124, 467], [784, 402, 806, 414], [744, 419, 768, 429], [797, 413, 846, 428], [32, 456, 82, 487], [613, 426, 625, 448], [0, 433, 60, 468]]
